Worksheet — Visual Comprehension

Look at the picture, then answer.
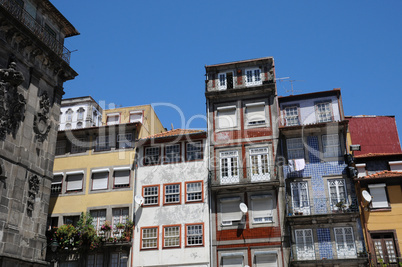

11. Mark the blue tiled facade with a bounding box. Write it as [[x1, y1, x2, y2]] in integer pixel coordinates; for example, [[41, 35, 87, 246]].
[[317, 228, 333, 259]]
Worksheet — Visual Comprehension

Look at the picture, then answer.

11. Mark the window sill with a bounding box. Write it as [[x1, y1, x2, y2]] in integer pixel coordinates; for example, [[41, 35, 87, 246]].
[[369, 207, 391, 212]]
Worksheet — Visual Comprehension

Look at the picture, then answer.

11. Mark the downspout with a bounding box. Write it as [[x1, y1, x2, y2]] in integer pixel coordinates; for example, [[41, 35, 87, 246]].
[[357, 180, 371, 260], [131, 144, 139, 267], [207, 98, 213, 267]]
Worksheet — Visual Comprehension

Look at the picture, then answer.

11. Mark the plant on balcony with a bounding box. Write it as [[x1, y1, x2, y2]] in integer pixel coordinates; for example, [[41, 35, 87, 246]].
[[116, 222, 125, 229], [336, 201, 346, 212], [101, 221, 112, 232]]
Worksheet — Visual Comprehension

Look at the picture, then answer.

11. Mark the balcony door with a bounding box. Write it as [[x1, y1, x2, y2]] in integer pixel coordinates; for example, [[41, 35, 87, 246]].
[[372, 232, 400, 266], [328, 179, 347, 211], [334, 227, 356, 259], [295, 229, 315, 260], [220, 151, 239, 184], [250, 147, 270, 182], [290, 182, 310, 215]]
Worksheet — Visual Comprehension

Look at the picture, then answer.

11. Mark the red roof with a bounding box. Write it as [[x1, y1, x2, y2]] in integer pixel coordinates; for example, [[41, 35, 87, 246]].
[[346, 116, 402, 156], [360, 170, 402, 179], [143, 129, 205, 140]]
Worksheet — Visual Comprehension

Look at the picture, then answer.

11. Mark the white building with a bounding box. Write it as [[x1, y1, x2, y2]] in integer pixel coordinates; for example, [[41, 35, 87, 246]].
[[59, 96, 103, 130], [133, 129, 210, 267]]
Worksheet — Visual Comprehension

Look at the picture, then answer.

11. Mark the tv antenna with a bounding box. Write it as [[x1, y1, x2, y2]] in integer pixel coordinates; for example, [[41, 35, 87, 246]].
[[275, 77, 304, 95]]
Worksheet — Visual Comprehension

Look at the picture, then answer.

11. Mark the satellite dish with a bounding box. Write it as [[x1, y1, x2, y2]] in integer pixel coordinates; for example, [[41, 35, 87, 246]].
[[362, 190, 372, 203], [239, 203, 248, 214], [135, 195, 144, 205]]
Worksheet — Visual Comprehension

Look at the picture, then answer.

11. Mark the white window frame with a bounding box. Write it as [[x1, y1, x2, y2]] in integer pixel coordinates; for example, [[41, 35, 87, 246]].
[[218, 71, 234, 90], [143, 185, 159, 206], [284, 106, 299, 126], [254, 251, 278, 267], [220, 196, 242, 226], [90, 209, 106, 235], [112, 208, 129, 237], [65, 171, 84, 192], [245, 68, 262, 86], [186, 181, 203, 203], [163, 225, 181, 248], [106, 113, 120, 125], [220, 150, 239, 184], [113, 167, 130, 188], [251, 194, 274, 224], [250, 147, 270, 182], [141, 227, 158, 249], [165, 144, 181, 163], [287, 138, 305, 160], [245, 102, 266, 126], [77, 108, 85, 121], [164, 183, 180, 204], [186, 141, 202, 161], [290, 181, 310, 215], [217, 106, 237, 129], [51, 173, 63, 194], [129, 111, 143, 123], [322, 134, 341, 158], [66, 109, 73, 122], [334, 227, 356, 259], [315, 101, 333, 123], [328, 179, 347, 210], [368, 183, 389, 208], [221, 253, 244, 267], [295, 229, 315, 260]]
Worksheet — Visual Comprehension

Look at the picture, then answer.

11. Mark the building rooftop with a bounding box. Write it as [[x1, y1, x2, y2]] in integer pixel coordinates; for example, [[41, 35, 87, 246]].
[[142, 129, 205, 140], [278, 88, 341, 102], [359, 170, 402, 180]]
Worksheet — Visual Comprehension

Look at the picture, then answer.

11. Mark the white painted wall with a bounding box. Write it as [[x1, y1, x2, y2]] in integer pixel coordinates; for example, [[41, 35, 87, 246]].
[[133, 139, 210, 267], [59, 103, 102, 130]]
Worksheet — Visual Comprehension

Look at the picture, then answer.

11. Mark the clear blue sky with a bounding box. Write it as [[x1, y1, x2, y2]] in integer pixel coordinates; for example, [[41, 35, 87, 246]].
[[53, 0, 402, 134]]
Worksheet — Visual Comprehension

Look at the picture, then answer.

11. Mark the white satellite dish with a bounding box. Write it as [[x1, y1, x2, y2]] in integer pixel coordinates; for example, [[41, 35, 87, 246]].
[[239, 203, 248, 214], [135, 195, 144, 205], [362, 190, 372, 203]]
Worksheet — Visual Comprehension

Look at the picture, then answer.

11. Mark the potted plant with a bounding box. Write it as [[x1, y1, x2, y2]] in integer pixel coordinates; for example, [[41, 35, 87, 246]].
[[101, 221, 112, 232], [116, 222, 125, 230]]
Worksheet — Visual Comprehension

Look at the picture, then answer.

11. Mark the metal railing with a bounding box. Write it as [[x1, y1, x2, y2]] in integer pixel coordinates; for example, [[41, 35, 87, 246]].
[[290, 244, 367, 262], [286, 197, 359, 217], [209, 166, 278, 186], [0, 0, 71, 64]]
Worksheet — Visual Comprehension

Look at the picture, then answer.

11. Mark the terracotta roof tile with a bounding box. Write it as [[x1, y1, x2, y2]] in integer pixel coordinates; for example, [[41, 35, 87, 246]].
[[360, 170, 402, 179], [355, 152, 402, 158], [142, 129, 205, 140]]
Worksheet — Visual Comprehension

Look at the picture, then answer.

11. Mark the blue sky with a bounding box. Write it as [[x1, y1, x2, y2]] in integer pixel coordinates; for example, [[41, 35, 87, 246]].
[[53, 0, 402, 134]]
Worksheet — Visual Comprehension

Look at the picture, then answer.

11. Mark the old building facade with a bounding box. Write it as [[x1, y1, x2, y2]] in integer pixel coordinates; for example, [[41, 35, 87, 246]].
[[0, 0, 78, 265]]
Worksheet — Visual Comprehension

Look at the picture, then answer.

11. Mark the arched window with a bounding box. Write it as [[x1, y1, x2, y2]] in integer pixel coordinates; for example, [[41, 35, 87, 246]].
[[66, 109, 73, 122]]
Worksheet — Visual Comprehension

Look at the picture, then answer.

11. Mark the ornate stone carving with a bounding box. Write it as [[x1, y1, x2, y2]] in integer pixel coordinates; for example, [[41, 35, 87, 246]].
[[33, 91, 51, 142], [0, 62, 25, 140], [27, 175, 40, 215]]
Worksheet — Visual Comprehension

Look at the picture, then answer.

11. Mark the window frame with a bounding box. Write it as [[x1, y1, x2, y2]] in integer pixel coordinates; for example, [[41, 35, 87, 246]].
[[286, 138, 305, 160], [220, 150, 239, 184], [245, 102, 266, 126], [250, 194, 274, 224], [113, 167, 130, 188], [90, 209, 106, 235], [283, 105, 300, 126], [66, 109, 73, 122], [315, 101, 333, 123], [295, 229, 315, 260], [63, 215, 80, 227], [185, 223, 204, 247], [129, 111, 143, 123], [112, 207, 129, 237], [87, 254, 103, 267], [216, 105, 238, 129], [290, 181, 310, 215], [370, 230, 401, 265], [327, 178, 347, 210], [95, 135, 112, 151], [110, 251, 128, 267], [245, 68, 262, 86], [163, 183, 181, 205], [219, 196, 242, 226], [163, 224, 181, 249], [91, 169, 109, 191], [70, 137, 87, 154], [117, 133, 133, 149], [51, 173, 63, 195], [141, 226, 159, 250], [142, 185, 160, 207], [65, 171, 84, 193], [334, 227, 357, 259], [144, 146, 161, 165], [368, 183, 390, 209], [185, 180, 204, 203], [218, 71, 234, 90], [322, 134, 341, 158], [164, 144, 181, 163], [106, 113, 120, 125], [249, 147, 270, 182], [185, 140, 203, 161], [77, 108, 85, 121]]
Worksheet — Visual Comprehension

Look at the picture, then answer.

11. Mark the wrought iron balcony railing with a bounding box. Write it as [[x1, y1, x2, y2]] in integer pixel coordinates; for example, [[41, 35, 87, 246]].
[[286, 197, 359, 217], [290, 244, 367, 262], [0, 0, 71, 64], [209, 166, 278, 187]]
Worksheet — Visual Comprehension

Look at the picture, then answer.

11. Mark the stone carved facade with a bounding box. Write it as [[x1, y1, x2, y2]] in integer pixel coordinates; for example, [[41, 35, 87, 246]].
[[0, 62, 25, 140], [34, 91, 51, 142]]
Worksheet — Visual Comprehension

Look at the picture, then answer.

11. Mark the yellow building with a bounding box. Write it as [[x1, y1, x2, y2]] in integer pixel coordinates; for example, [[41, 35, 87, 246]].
[[48, 99, 165, 266]]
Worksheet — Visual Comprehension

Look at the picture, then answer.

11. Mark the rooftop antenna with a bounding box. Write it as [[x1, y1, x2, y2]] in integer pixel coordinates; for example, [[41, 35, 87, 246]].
[[275, 77, 304, 95]]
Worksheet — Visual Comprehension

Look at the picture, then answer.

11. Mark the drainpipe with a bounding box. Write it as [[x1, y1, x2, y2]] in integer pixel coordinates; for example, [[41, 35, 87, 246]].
[[131, 145, 139, 267], [206, 99, 213, 267]]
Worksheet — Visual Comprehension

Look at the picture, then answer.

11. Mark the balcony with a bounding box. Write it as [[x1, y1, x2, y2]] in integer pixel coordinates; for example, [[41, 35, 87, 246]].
[[209, 166, 278, 187], [0, 0, 72, 64], [286, 197, 359, 220]]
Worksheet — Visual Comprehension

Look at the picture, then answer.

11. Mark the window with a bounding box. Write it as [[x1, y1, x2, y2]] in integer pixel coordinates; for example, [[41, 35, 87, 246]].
[[220, 196, 242, 226], [295, 229, 315, 260], [245, 102, 266, 125], [112, 208, 129, 237], [77, 108, 85, 120], [87, 254, 103, 267], [315, 102, 332, 123], [117, 134, 132, 149], [44, 24, 56, 39], [287, 138, 304, 160], [371, 232, 400, 265], [113, 168, 130, 188], [144, 147, 160, 165], [96, 136, 111, 151], [284, 106, 299, 126], [55, 140, 66, 155], [164, 183, 180, 204], [66, 109, 73, 122], [290, 182, 310, 215], [328, 179, 347, 210], [186, 181, 203, 203], [217, 106, 237, 128], [218, 72, 234, 90], [76, 122, 83, 129], [250, 147, 270, 182], [186, 223, 203, 246], [334, 227, 356, 258], [141, 227, 158, 249], [163, 225, 181, 248], [51, 173, 63, 194], [63, 216, 80, 227], [186, 141, 203, 161], [65, 171, 84, 192], [110, 252, 128, 267], [91, 169, 109, 191], [143, 185, 159, 206], [65, 123, 72, 130], [254, 252, 278, 267], [221, 253, 244, 267], [107, 114, 119, 125], [90, 209, 106, 235], [165, 144, 181, 163], [129, 111, 143, 123], [47, 217, 59, 230], [245, 68, 262, 86], [71, 137, 87, 153], [368, 183, 389, 208], [251, 195, 273, 223], [220, 151, 239, 184], [322, 134, 341, 158]]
